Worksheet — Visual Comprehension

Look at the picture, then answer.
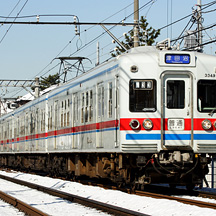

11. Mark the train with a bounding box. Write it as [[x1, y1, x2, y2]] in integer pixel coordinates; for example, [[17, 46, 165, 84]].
[[1, 45, 216, 190]]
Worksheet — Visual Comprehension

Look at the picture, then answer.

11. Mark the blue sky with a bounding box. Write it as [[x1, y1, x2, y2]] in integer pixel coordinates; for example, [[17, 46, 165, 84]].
[[0, 0, 215, 98]]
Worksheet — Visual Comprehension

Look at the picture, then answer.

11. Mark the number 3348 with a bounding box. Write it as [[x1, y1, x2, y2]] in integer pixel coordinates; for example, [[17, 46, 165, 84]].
[[205, 73, 215, 77]]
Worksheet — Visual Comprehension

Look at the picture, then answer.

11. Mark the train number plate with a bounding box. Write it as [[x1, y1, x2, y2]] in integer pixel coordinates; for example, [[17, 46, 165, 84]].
[[168, 118, 184, 130]]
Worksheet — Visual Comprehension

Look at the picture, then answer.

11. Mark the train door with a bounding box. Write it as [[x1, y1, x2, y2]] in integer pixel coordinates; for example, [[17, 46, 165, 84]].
[[54, 100, 58, 149], [30, 113, 33, 151], [25, 113, 29, 151], [35, 109, 39, 150], [161, 72, 193, 147], [96, 83, 104, 148]]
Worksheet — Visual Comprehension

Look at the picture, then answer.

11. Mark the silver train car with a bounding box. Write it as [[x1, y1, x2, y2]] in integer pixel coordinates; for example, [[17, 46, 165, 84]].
[[1, 46, 216, 189]]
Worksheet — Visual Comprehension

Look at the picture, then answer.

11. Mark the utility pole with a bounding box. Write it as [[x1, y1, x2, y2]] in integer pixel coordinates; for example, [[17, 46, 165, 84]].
[[34, 77, 40, 98], [134, 0, 139, 47], [197, 0, 203, 52]]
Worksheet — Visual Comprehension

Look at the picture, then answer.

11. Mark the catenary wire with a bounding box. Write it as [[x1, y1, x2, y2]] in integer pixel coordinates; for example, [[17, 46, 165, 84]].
[[0, 0, 29, 45], [0, 0, 22, 27], [3, 0, 216, 98], [29, 2, 135, 79], [32, 0, 155, 80]]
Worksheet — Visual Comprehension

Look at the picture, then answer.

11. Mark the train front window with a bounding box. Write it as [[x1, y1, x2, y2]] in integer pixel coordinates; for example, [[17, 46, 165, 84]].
[[197, 80, 216, 113], [167, 80, 185, 109], [129, 79, 156, 112]]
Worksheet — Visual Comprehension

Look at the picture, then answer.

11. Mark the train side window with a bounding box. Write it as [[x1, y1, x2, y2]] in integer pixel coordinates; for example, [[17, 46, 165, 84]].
[[60, 101, 64, 127], [85, 92, 89, 122], [102, 86, 105, 117], [108, 82, 113, 118], [50, 106, 52, 130], [81, 93, 85, 123], [98, 85, 105, 117], [197, 80, 216, 112], [89, 90, 93, 122], [21, 116, 25, 136], [61, 113, 63, 127], [26, 115, 29, 135], [73, 93, 79, 123], [43, 111, 45, 131], [129, 79, 156, 112], [64, 100, 67, 127], [98, 87, 102, 117], [48, 110, 50, 130], [64, 112, 66, 127], [167, 80, 185, 109]]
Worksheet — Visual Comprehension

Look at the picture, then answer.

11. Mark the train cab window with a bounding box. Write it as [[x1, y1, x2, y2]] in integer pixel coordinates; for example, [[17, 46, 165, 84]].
[[167, 80, 185, 109], [129, 79, 156, 112], [197, 80, 216, 112]]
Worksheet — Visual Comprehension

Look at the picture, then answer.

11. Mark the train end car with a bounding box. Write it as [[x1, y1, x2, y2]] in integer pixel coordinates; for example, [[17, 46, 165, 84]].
[[117, 46, 216, 188]]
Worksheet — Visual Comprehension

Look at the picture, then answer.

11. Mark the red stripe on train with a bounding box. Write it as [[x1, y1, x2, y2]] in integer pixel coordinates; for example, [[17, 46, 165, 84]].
[[120, 118, 216, 131]]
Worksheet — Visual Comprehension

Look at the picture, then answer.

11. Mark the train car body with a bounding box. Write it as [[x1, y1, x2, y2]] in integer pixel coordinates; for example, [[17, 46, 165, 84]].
[[1, 46, 216, 189]]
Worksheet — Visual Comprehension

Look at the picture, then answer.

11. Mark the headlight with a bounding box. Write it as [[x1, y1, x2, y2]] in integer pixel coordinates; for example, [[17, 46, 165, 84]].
[[202, 119, 212, 130], [143, 119, 153, 130], [214, 121, 216, 129], [129, 119, 140, 130]]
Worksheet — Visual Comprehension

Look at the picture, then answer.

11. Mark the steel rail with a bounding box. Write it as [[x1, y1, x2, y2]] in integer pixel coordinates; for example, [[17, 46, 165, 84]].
[[0, 190, 48, 216], [81, 180, 216, 210], [0, 174, 147, 216], [134, 190, 216, 210], [197, 190, 216, 200]]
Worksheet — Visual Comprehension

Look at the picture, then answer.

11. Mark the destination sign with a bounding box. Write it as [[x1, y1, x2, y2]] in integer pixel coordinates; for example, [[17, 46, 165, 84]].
[[165, 54, 190, 64]]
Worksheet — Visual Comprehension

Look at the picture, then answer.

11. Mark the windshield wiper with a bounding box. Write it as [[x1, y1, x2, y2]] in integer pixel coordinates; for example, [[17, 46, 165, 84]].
[[208, 107, 216, 116]]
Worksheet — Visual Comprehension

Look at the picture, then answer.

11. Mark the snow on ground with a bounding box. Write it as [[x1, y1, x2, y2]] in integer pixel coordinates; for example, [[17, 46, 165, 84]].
[[0, 200, 24, 216], [0, 170, 216, 216], [0, 176, 109, 216]]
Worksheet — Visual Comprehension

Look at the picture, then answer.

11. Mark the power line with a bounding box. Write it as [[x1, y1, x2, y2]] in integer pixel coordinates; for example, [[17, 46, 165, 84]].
[[0, 0, 29, 45], [33, 1, 154, 79], [171, 22, 216, 43], [0, 0, 22, 25], [33, 2, 135, 78], [0, 21, 136, 26]]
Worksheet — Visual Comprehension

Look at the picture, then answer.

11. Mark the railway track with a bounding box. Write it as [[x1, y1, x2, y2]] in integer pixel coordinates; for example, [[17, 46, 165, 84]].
[[82, 180, 216, 210], [0, 174, 147, 216], [1, 170, 216, 214], [0, 190, 48, 216], [134, 190, 216, 209]]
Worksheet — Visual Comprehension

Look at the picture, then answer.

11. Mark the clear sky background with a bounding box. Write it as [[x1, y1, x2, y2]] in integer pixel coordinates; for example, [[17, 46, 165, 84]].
[[0, 0, 215, 98]]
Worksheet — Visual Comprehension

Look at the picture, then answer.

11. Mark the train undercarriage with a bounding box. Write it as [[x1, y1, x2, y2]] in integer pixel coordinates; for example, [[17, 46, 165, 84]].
[[0, 151, 211, 190]]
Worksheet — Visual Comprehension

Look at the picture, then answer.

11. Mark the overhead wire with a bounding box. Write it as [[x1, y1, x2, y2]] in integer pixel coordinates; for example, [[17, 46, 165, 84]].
[[30, 1, 136, 79], [0, 0, 22, 26], [71, 0, 157, 70], [24, 0, 156, 96], [162, 0, 216, 47], [68, 0, 155, 58], [0, 0, 29, 45], [3, 0, 216, 98]]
